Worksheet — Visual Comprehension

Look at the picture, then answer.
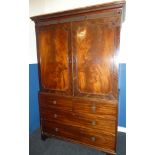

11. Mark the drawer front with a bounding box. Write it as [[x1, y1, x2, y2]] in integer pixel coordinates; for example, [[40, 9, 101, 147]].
[[42, 121, 116, 152], [40, 109, 116, 134], [73, 99, 117, 117], [39, 93, 72, 111]]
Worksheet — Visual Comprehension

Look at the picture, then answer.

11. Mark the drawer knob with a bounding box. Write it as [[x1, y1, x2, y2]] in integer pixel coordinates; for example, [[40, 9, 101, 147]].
[[92, 104, 96, 113], [53, 100, 57, 104], [92, 120, 96, 126], [91, 136, 96, 141], [55, 128, 59, 132], [54, 114, 57, 118]]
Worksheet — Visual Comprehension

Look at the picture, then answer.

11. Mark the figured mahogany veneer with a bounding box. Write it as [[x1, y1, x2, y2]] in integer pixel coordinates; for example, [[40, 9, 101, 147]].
[[42, 121, 116, 154], [39, 93, 117, 134], [72, 99, 117, 116], [31, 1, 125, 155], [41, 110, 116, 134], [39, 93, 72, 111]]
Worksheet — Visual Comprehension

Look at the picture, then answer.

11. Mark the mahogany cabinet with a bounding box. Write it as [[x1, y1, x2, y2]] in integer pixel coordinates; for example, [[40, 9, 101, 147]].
[[31, 1, 125, 154]]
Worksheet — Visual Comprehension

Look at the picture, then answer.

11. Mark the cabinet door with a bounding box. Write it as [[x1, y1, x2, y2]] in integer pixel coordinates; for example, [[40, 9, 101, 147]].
[[37, 23, 72, 95], [72, 19, 119, 99]]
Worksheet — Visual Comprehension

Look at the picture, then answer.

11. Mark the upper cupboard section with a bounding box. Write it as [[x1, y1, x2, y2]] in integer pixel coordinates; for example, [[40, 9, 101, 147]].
[[36, 19, 119, 99], [32, 2, 125, 98]]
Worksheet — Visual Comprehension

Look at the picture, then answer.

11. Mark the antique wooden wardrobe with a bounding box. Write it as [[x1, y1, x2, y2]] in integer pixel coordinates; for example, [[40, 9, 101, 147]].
[[31, 1, 125, 155]]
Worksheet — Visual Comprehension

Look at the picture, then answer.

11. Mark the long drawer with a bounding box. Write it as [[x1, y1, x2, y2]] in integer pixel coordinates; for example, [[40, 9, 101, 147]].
[[40, 109, 116, 134], [42, 121, 116, 153]]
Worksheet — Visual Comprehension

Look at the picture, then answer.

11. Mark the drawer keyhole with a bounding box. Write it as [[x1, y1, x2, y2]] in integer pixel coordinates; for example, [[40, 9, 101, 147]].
[[55, 128, 59, 132]]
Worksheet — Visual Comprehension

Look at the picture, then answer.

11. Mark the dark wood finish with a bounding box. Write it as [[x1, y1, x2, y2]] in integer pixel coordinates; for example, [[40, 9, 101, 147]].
[[39, 93, 72, 111], [43, 116, 115, 136], [40, 106, 116, 134], [42, 121, 116, 154], [37, 23, 73, 95], [72, 19, 118, 99], [30, 1, 125, 23], [31, 1, 125, 155], [72, 98, 117, 117]]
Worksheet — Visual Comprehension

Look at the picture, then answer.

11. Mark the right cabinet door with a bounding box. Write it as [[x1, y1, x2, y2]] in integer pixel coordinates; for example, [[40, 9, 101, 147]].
[[72, 18, 120, 99]]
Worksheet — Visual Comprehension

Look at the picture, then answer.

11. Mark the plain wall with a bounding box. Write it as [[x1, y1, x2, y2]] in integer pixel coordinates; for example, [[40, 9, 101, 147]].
[[29, 64, 40, 133]]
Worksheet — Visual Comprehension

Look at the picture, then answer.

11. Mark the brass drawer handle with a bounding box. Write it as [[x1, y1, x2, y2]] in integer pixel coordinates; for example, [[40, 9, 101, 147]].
[[55, 128, 59, 132], [92, 104, 96, 113], [54, 114, 57, 118], [53, 100, 57, 104], [92, 120, 96, 126], [91, 136, 96, 141]]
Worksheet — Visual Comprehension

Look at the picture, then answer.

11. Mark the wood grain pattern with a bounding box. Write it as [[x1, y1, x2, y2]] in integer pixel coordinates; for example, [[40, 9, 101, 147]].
[[31, 1, 125, 24], [39, 92, 117, 117], [39, 93, 72, 111], [72, 20, 118, 98], [38, 23, 72, 94], [39, 93, 117, 134], [73, 99, 117, 117], [40, 109, 116, 135], [42, 121, 116, 153]]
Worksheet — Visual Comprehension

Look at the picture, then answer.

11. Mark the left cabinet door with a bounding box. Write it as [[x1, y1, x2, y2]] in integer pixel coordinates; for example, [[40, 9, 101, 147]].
[[36, 23, 72, 95]]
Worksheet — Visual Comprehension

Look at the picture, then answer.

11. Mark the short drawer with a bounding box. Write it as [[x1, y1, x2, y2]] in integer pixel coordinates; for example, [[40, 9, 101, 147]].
[[42, 121, 116, 152], [39, 93, 72, 111], [72, 99, 117, 117], [40, 109, 116, 134]]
